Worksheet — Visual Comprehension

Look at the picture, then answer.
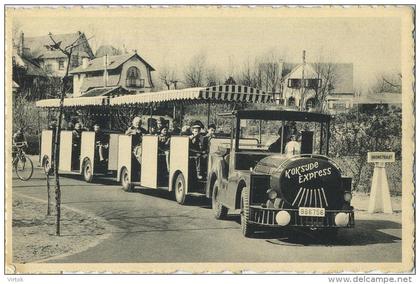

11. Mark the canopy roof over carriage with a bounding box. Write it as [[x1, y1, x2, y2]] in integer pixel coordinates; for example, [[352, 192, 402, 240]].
[[35, 96, 108, 108], [35, 85, 272, 108], [220, 109, 331, 123]]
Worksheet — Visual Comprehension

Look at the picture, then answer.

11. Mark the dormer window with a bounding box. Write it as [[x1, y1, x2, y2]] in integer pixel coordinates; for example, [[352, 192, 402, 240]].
[[126, 66, 144, 88]]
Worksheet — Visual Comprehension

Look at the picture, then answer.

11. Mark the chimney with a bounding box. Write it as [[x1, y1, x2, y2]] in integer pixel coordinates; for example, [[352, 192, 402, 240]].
[[18, 32, 24, 56], [82, 57, 89, 69], [103, 54, 108, 87]]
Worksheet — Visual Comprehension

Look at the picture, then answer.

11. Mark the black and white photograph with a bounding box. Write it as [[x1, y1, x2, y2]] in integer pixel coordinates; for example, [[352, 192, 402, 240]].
[[3, 4, 415, 276]]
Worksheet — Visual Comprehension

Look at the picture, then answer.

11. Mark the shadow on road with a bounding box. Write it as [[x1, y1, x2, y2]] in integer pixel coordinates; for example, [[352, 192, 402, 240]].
[[127, 187, 212, 208], [247, 219, 401, 247]]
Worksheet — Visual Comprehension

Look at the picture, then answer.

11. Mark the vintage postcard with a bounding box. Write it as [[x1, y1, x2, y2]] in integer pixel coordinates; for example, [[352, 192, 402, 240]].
[[4, 5, 415, 274]]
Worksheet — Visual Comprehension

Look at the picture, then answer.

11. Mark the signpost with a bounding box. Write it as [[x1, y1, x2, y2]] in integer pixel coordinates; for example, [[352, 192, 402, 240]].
[[367, 152, 395, 214]]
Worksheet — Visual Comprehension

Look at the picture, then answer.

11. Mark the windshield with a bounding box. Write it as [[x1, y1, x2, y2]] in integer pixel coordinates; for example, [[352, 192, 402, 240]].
[[238, 118, 327, 154]]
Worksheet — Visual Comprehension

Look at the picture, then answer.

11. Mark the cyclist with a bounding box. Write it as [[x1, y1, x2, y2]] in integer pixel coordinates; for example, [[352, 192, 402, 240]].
[[13, 127, 27, 145], [12, 127, 29, 170], [12, 127, 27, 156]]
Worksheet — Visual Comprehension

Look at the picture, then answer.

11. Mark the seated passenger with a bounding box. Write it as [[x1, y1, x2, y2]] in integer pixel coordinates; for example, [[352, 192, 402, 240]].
[[93, 124, 109, 162], [148, 118, 158, 135], [284, 135, 301, 156], [203, 123, 216, 151], [158, 125, 171, 174], [158, 125, 171, 152], [125, 116, 147, 163], [268, 126, 288, 153], [72, 123, 83, 169], [181, 125, 191, 136], [171, 119, 181, 135], [189, 121, 206, 180]]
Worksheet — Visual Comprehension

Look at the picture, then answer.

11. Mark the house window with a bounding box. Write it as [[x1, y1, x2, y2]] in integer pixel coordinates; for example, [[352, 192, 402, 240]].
[[287, 79, 301, 89], [71, 55, 79, 67], [126, 66, 144, 88], [58, 60, 65, 70], [305, 79, 322, 89]]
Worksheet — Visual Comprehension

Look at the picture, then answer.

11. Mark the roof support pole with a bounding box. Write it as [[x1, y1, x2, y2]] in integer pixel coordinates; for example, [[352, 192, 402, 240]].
[[319, 122, 324, 154], [326, 120, 330, 156], [207, 102, 211, 128], [280, 120, 285, 154]]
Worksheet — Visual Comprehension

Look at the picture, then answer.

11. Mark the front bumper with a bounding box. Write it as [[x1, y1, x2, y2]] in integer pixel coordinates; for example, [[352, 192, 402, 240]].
[[249, 206, 355, 228]]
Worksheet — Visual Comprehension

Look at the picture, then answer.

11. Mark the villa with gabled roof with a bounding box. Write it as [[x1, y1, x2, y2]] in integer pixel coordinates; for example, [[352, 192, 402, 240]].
[[69, 52, 155, 98]]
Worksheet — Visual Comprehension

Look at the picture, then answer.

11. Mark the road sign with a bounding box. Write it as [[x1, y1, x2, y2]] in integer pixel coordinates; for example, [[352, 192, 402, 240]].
[[367, 152, 394, 214], [368, 152, 395, 163]]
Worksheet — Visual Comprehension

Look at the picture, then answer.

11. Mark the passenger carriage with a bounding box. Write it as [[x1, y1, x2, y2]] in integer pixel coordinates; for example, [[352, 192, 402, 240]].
[[37, 94, 122, 181], [109, 85, 270, 204]]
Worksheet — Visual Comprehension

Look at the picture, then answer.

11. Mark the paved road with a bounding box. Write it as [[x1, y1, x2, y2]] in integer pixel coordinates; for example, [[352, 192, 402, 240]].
[[12, 166, 402, 263]]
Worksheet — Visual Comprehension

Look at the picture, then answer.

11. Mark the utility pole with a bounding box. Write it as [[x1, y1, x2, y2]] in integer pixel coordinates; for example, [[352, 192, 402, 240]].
[[300, 50, 306, 111], [47, 32, 84, 236]]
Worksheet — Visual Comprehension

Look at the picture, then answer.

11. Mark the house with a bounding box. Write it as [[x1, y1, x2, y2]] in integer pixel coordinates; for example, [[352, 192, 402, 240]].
[[69, 52, 155, 97], [354, 92, 402, 111], [16, 31, 94, 77], [281, 62, 354, 112]]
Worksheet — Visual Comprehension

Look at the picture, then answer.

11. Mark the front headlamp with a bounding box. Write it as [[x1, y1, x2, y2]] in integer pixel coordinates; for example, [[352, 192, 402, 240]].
[[267, 189, 278, 200], [344, 192, 352, 202]]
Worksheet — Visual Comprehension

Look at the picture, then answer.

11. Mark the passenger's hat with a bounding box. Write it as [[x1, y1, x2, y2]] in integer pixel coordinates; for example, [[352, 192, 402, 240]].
[[208, 123, 216, 130], [191, 120, 203, 129]]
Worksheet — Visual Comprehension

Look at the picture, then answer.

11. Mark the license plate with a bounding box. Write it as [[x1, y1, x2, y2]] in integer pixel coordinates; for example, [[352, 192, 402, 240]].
[[299, 207, 325, 217]]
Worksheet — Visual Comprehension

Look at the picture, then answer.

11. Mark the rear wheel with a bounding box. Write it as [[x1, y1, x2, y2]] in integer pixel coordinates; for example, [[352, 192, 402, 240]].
[[121, 167, 133, 192], [174, 173, 187, 205], [212, 181, 228, 219], [83, 159, 94, 183], [240, 187, 254, 237], [15, 154, 33, 181]]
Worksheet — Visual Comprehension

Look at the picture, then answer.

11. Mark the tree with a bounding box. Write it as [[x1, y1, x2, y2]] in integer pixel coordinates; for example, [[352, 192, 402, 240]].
[[95, 45, 123, 57], [46, 32, 86, 236], [183, 53, 207, 87], [371, 72, 402, 93], [158, 66, 178, 90], [313, 62, 338, 112]]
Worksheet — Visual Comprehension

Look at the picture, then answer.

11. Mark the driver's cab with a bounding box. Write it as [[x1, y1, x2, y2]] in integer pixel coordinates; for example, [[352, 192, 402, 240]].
[[224, 110, 331, 172]]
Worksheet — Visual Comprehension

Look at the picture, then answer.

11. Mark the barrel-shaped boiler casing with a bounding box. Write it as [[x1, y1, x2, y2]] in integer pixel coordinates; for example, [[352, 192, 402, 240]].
[[254, 155, 347, 210]]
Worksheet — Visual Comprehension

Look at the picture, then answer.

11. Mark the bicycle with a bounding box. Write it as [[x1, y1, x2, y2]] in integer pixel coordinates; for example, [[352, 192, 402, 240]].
[[12, 142, 34, 181]]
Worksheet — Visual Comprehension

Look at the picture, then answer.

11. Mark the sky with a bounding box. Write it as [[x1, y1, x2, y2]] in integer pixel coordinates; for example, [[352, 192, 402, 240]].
[[12, 9, 401, 92]]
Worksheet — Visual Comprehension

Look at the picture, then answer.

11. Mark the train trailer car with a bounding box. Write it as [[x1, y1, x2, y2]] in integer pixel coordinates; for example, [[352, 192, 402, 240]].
[[40, 129, 121, 181], [206, 110, 354, 238], [117, 134, 211, 204]]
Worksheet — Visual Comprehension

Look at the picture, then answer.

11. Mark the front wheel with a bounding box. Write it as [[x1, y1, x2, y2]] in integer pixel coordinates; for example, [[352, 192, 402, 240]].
[[121, 167, 134, 192], [83, 159, 94, 183], [15, 154, 33, 181], [240, 187, 254, 237], [212, 181, 228, 219], [174, 173, 187, 205]]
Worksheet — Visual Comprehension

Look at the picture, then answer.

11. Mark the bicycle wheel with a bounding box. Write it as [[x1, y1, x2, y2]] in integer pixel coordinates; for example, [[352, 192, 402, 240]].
[[15, 154, 33, 181]]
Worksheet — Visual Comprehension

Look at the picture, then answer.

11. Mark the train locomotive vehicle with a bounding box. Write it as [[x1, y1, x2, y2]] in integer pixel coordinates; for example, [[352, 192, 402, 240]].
[[40, 129, 121, 182], [206, 110, 355, 237]]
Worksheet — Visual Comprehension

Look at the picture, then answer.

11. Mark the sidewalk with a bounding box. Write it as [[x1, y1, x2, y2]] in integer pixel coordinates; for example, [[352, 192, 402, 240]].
[[12, 193, 114, 263]]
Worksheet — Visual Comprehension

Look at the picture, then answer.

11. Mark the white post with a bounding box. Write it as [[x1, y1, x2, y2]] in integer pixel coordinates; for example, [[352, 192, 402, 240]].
[[367, 153, 394, 214]]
